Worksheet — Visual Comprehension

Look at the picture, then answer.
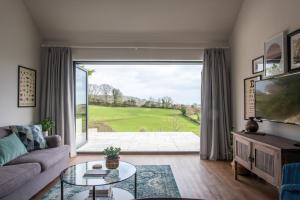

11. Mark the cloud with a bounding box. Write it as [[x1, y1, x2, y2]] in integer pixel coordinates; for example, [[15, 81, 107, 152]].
[[85, 64, 202, 105]]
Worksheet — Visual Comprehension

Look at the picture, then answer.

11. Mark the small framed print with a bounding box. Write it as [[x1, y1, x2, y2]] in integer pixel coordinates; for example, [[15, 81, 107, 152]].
[[288, 29, 300, 72], [252, 56, 264, 74], [264, 32, 287, 77], [18, 66, 36, 107], [244, 75, 261, 120]]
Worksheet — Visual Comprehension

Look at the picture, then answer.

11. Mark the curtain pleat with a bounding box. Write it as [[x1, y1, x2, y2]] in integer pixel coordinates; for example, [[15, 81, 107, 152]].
[[40, 47, 76, 157], [200, 48, 231, 160]]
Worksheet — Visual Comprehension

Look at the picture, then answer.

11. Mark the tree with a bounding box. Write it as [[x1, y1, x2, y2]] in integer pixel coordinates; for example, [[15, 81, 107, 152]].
[[180, 106, 187, 116], [124, 99, 137, 107], [99, 84, 113, 103], [143, 101, 152, 107], [80, 65, 95, 76], [87, 69, 95, 76], [157, 98, 162, 107], [130, 99, 137, 106], [112, 88, 123, 105], [162, 96, 173, 108], [88, 84, 101, 103], [191, 103, 197, 109], [197, 113, 201, 121]]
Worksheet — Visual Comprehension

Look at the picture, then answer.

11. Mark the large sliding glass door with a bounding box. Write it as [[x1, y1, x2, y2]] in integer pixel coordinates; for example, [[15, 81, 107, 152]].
[[75, 66, 88, 148]]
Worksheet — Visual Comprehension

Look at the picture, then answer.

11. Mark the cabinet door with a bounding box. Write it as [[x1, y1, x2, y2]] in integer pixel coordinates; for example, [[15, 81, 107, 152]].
[[252, 143, 280, 186], [234, 136, 252, 169]]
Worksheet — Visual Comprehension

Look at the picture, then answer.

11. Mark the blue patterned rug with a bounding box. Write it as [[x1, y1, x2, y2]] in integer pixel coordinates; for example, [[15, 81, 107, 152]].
[[42, 165, 181, 200]]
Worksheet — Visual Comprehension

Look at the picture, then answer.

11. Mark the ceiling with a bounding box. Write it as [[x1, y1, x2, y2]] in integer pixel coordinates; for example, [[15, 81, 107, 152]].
[[24, 0, 243, 47]]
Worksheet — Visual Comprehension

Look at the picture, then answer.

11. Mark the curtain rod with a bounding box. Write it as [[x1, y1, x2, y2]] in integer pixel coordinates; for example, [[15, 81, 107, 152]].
[[41, 44, 230, 50]]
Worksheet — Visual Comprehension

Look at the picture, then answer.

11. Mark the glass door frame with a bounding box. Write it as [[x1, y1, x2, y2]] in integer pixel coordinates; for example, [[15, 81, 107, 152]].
[[74, 63, 89, 148]]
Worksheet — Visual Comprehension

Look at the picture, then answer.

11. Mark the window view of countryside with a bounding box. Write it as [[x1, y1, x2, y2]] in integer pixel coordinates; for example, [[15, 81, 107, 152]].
[[84, 64, 201, 136]]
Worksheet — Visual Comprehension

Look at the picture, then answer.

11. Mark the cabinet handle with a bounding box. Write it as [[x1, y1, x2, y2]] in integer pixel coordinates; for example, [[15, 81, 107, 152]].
[[248, 156, 254, 162]]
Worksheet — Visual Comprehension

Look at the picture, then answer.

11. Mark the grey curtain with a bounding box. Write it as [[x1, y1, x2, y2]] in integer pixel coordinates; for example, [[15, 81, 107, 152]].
[[200, 48, 231, 160], [40, 47, 76, 156]]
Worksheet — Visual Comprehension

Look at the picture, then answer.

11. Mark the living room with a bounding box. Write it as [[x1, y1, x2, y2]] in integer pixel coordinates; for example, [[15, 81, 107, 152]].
[[1, 0, 300, 200]]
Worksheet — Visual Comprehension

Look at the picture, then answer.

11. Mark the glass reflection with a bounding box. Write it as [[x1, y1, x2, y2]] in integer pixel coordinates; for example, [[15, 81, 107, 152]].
[[63, 161, 136, 186]]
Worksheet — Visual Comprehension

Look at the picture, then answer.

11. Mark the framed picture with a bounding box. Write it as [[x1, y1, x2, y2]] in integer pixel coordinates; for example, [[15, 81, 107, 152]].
[[264, 32, 287, 77], [18, 66, 36, 107], [252, 56, 264, 74], [244, 75, 261, 120], [287, 29, 300, 71]]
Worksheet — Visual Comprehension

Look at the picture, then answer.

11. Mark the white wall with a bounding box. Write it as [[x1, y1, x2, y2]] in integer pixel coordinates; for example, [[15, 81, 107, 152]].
[[0, 0, 41, 126], [230, 0, 300, 141]]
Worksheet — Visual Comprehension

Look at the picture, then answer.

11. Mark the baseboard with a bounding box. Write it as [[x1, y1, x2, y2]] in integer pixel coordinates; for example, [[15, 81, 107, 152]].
[[76, 151, 200, 155]]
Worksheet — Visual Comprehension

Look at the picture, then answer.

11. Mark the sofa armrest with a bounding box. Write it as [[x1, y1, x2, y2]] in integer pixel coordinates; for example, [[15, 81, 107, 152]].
[[282, 163, 300, 184], [281, 184, 300, 200], [281, 184, 300, 192], [44, 135, 62, 148]]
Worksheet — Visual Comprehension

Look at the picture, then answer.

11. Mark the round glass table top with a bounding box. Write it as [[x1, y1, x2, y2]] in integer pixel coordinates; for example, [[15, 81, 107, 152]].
[[61, 160, 136, 186]]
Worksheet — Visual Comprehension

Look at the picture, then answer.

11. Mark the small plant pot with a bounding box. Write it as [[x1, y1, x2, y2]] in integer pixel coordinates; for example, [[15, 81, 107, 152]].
[[105, 157, 120, 169], [42, 131, 49, 137]]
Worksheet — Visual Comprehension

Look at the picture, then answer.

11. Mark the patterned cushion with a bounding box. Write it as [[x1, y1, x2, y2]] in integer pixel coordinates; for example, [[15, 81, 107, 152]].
[[10, 125, 47, 151]]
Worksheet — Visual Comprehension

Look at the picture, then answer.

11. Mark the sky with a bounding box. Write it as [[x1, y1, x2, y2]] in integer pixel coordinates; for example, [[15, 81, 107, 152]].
[[84, 64, 202, 105]]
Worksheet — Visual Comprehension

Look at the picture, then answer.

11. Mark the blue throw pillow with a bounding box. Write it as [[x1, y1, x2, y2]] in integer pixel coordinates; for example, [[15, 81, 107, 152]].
[[0, 133, 28, 166], [10, 125, 47, 151]]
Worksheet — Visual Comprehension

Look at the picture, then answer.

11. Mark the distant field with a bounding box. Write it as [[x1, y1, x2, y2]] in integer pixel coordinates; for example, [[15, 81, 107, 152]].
[[88, 105, 200, 135]]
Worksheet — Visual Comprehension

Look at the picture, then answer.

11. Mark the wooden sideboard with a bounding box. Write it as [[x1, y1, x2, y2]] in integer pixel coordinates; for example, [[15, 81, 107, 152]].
[[233, 131, 300, 189]]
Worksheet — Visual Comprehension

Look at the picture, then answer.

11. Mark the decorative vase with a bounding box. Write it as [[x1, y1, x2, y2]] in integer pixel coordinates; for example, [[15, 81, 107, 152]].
[[105, 157, 120, 169], [245, 117, 259, 132]]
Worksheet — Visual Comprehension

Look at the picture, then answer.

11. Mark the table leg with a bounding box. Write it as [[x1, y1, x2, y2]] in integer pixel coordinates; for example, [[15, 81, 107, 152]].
[[234, 160, 238, 180], [134, 172, 137, 199], [93, 186, 96, 200], [60, 177, 64, 200]]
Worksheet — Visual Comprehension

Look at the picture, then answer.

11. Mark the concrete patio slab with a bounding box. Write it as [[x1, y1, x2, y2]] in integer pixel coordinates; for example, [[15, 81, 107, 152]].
[[77, 130, 200, 153]]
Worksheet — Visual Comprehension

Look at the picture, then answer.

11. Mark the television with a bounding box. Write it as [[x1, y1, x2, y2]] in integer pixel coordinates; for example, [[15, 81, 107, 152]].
[[255, 72, 300, 125]]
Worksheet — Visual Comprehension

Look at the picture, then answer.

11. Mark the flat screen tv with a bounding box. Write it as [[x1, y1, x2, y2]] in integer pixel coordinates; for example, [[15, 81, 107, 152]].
[[255, 72, 300, 125]]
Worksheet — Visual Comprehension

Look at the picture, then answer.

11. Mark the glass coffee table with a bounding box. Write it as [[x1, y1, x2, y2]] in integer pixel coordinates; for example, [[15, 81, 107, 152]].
[[60, 160, 137, 200]]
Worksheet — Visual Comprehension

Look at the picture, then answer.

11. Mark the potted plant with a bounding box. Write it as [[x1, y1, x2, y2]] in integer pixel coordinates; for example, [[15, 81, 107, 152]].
[[40, 118, 55, 136], [103, 146, 121, 169]]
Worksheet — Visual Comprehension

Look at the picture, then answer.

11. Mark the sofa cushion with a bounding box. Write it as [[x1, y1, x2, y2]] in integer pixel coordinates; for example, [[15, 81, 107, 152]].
[[10, 125, 47, 151], [7, 145, 70, 171], [0, 133, 28, 166], [0, 127, 9, 139], [0, 163, 41, 198]]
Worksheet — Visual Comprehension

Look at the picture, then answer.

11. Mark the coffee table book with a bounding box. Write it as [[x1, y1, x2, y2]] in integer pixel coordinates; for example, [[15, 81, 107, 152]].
[[83, 169, 110, 177], [88, 186, 112, 197]]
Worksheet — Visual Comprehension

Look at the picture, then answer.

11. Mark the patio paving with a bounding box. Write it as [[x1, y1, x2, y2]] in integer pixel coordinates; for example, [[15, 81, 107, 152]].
[[77, 129, 200, 153]]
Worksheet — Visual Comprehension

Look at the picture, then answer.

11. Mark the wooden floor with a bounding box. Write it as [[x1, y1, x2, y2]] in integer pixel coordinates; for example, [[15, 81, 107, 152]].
[[33, 154, 278, 200]]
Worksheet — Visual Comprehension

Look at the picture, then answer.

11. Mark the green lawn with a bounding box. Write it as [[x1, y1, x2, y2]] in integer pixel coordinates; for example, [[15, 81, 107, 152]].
[[88, 105, 200, 135], [188, 114, 200, 121]]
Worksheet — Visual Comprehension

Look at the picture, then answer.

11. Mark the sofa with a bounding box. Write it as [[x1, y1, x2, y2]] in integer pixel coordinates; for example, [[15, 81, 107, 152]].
[[281, 163, 300, 200], [0, 127, 70, 200]]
